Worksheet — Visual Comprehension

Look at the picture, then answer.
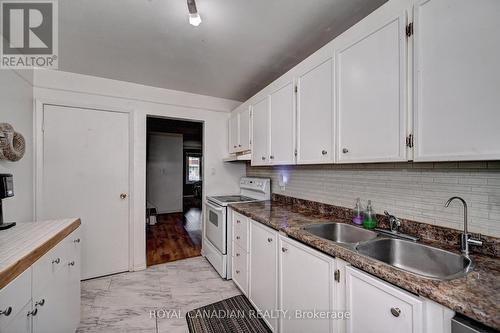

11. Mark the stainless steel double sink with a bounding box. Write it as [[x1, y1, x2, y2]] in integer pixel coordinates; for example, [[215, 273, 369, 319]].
[[302, 223, 473, 280]]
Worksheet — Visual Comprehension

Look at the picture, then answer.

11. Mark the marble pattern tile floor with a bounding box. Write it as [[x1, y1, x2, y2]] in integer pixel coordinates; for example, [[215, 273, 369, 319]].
[[77, 256, 241, 333]]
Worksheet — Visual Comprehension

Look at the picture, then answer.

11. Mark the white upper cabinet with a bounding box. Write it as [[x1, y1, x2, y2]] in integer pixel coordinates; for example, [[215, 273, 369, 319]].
[[228, 105, 251, 154], [269, 81, 296, 165], [228, 111, 239, 154], [413, 0, 500, 161], [297, 57, 334, 164], [251, 97, 270, 166], [335, 3, 408, 163], [239, 106, 251, 152]]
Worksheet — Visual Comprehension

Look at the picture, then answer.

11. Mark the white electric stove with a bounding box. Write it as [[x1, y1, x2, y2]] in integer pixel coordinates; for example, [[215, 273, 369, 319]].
[[204, 177, 271, 279]]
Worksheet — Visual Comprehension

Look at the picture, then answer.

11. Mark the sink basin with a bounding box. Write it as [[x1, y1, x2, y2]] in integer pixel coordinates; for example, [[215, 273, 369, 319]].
[[356, 238, 473, 280], [303, 223, 378, 244]]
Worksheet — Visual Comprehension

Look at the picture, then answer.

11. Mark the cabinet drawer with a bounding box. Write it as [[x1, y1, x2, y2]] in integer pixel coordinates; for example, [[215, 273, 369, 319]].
[[346, 267, 423, 333], [232, 246, 248, 295], [0, 269, 31, 329], [232, 212, 248, 251]]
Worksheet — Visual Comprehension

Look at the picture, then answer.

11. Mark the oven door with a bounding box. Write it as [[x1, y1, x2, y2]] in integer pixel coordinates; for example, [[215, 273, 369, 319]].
[[205, 200, 227, 254]]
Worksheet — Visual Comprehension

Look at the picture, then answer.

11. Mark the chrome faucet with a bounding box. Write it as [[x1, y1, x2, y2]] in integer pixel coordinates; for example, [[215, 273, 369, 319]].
[[444, 196, 483, 256], [375, 211, 419, 242], [384, 211, 401, 232]]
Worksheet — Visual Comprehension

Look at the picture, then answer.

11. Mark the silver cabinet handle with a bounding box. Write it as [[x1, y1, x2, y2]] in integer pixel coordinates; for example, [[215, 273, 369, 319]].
[[390, 307, 401, 317], [342, 148, 349, 154], [73, 238, 81, 243], [52, 258, 60, 264], [0, 306, 12, 316], [267, 237, 273, 243], [120, 193, 127, 199], [35, 299, 45, 307], [68, 261, 75, 266], [27, 308, 38, 317], [322, 150, 328, 155], [281, 247, 288, 253]]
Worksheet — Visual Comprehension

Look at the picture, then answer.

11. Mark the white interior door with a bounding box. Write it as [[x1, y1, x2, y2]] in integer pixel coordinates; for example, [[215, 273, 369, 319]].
[[40, 105, 130, 279], [413, 0, 500, 161]]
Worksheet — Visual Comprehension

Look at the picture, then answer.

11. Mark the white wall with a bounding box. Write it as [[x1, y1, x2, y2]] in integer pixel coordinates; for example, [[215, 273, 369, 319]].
[[147, 133, 183, 213], [33, 69, 245, 270], [0, 69, 34, 223]]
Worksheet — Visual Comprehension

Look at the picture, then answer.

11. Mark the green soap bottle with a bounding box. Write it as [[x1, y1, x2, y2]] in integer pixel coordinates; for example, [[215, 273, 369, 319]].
[[363, 200, 377, 229]]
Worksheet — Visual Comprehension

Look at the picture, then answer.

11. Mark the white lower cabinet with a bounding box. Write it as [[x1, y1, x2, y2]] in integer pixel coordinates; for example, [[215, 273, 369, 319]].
[[0, 227, 81, 333], [346, 266, 423, 333], [0, 302, 32, 333], [248, 220, 278, 332], [239, 218, 453, 333], [279, 236, 335, 333]]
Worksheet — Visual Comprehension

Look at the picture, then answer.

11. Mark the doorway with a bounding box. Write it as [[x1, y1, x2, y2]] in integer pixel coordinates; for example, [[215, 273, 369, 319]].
[[146, 117, 203, 266]]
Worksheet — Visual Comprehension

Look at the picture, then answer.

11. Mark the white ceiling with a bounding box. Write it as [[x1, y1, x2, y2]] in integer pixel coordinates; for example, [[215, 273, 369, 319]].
[[59, 0, 386, 101]]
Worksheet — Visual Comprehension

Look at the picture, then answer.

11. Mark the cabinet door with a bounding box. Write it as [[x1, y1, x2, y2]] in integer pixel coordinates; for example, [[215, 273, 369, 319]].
[[413, 0, 500, 161], [279, 236, 334, 333], [336, 10, 407, 163], [228, 112, 239, 153], [251, 97, 270, 166], [346, 267, 423, 333], [334, 258, 350, 333], [269, 82, 295, 165], [238, 106, 251, 152], [249, 221, 278, 332], [297, 58, 334, 164], [0, 302, 32, 333]]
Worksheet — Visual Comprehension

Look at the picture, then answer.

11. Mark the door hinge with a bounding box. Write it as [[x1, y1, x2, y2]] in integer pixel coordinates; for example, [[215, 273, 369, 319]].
[[334, 269, 340, 283], [406, 22, 413, 37], [406, 134, 414, 148]]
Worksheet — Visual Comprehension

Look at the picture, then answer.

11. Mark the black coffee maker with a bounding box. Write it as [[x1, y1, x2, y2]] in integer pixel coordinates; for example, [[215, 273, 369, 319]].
[[0, 174, 16, 230]]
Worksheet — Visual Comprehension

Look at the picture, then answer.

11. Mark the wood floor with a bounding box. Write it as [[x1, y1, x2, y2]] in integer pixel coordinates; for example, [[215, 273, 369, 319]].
[[146, 209, 202, 266]]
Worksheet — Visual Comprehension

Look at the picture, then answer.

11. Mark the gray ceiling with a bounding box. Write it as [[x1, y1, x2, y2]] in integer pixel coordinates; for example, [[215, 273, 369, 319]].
[[59, 0, 386, 101]]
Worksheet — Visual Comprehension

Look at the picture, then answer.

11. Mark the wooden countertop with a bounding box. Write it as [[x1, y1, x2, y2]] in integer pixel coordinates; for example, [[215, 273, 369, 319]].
[[0, 218, 81, 289]]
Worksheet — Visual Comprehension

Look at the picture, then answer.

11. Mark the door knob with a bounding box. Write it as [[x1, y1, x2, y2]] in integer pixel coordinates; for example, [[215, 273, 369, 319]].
[[267, 237, 273, 243], [35, 299, 45, 307], [342, 148, 349, 154], [120, 193, 127, 199], [281, 247, 288, 253], [390, 307, 401, 317], [52, 258, 60, 264], [322, 150, 328, 155]]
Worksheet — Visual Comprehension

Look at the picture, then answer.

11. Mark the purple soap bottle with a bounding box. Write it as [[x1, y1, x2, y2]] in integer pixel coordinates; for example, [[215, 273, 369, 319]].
[[352, 198, 364, 225]]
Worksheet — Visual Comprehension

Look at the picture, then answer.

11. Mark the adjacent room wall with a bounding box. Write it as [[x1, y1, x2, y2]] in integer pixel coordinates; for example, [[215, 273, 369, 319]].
[[146, 133, 184, 213], [0, 69, 34, 223], [247, 162, 500, 238]]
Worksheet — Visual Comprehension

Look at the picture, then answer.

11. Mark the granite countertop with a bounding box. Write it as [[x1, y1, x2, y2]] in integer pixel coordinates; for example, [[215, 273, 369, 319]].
[[229, 200, 500, 330], [0, 218, 81, 289]]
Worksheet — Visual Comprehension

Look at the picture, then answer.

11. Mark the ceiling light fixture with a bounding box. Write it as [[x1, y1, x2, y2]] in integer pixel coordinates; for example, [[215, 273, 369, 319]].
[[187, 0, 202, 26]]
